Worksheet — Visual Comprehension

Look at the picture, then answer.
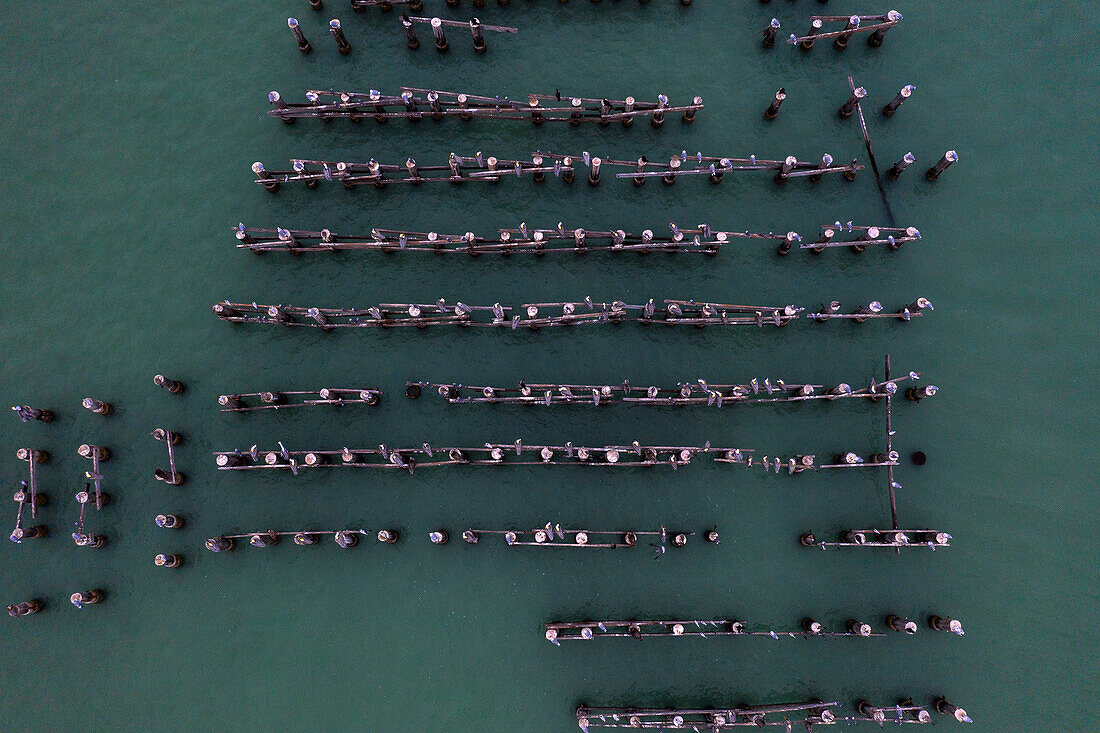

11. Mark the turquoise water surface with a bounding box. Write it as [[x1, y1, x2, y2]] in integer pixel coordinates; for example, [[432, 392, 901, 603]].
[[0, 2, 1096, 730]]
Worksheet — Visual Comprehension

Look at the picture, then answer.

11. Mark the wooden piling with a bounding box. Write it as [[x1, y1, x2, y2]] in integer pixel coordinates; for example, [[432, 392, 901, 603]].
[[287, 18, 311, 53], [329, 19, 351, 53], [926, 150, 958, 181]]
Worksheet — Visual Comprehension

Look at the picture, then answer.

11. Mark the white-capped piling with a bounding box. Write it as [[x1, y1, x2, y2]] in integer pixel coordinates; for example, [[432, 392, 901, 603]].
[[10, 406, 52, 423], [329, 19, 351, 53], [839, 87, 867, 118], [82, 398, 112, 416], [926, 150, 958, 181], [834, 15, 860, 49], [287, 18, 311, 53], [886, 152, 915, 180], [765, 88, 785, 120], [153, 375, 184, 394], [883, 84, 915, 116], [762, 18, 780, 48]]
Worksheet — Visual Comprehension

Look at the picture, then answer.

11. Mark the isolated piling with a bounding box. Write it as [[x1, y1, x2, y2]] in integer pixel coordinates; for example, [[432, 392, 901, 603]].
[[70, 590, 103, 608], [10, 406, 52, 423], [7, 599, 43, 617], [288, 18, 311, 53], [329, 19, 351, 53], [82, 398, 112, 415], [886, 152, 915, 181], [155, 514, 182, 529], [883, 85, 915, 116], [154, 375, 183, 393], [926, 150, 958, 181], [765, 88, 785, 120], [588, 158, 601, 186], [763, 18, 780, 48], [154, 553, 182, 568]]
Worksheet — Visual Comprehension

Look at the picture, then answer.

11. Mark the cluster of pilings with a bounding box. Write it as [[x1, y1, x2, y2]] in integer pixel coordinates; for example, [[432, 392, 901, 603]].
[[230, 0, 976, 721], [211, 440, 914, 475], [7, 392, 142, 613], [151, 375, 189, 569], [774, 11, 905, 51], [268, 88, 702, 125], [796, 357, 952, 551], [151, 428, 184, 486], [797, 223, 921, 254], [213, 442, 755, 473], [462, 525, 705, 551], [218, 388, 381, 412], [346, 0, 695, 8], [72, 444, 109, 548], [576, 696, 972, 730], [545, 613, 963, 642], [204, 528, 394, 551], [801, 528, 952, 550], [250, 151, 861, 191], [286, 14, 517, 56], [405, 366, 931, 406], [212, 297, 932, 330], [10, 449, 48, 544], [231, 222, 796, 256], [398, 15, 517, 53]]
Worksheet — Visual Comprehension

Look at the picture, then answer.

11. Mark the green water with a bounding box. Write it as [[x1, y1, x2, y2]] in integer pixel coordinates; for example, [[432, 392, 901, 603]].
[[0, 1, 1095, 730]]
